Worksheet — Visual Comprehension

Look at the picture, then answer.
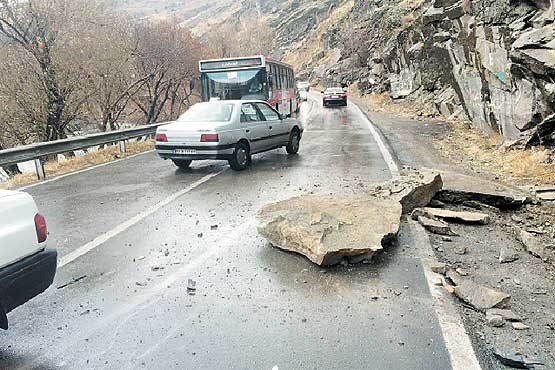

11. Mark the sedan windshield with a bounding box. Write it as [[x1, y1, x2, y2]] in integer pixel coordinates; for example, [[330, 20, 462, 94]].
[[177, 103, 234, 122]]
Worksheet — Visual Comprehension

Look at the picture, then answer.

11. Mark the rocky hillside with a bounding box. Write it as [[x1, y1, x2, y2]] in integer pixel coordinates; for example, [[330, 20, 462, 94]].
[[111, 0, 345, 55], [112, 0, 554, 145], [304, 0, 555, 145]]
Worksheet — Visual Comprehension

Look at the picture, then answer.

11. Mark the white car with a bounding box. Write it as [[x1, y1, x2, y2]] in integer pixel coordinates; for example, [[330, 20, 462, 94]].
[[298, 88, 308, 102], [155, 100, 304, 171], [0, 190, 57, 329]]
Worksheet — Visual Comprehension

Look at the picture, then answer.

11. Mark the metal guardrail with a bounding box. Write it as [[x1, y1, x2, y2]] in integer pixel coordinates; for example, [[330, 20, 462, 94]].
[[0, 123, 166, 180]]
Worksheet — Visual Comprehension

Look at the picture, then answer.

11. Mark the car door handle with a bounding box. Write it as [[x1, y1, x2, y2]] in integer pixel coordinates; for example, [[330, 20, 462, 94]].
[[246, 129, 250, 133]]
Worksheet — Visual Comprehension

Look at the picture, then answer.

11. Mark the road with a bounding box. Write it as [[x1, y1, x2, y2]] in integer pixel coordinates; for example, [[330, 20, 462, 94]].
[[0, 95, 469, 369]]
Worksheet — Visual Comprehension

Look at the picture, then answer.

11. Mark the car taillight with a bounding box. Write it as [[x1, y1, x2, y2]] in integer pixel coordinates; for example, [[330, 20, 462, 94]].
[[155, 133, 168, 142], [34, 213, 47, 243], [201, 134, 219, 142]]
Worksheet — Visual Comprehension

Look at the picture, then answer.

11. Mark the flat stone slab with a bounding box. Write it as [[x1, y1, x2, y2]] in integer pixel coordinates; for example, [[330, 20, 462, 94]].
[[418, 215, 456, 235], [412, 207, 490, 224], [447, 270, 511, 311], [367, 167, 443, 214], [519, 229, 555, 264], [257, 194, 402, 266], [435, 171, 530, 209]]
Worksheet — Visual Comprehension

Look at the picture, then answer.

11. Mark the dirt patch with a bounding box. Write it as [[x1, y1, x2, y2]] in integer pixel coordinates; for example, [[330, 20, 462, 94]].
[[350, 88, 555, 185], [436, 120, 555, 185], [0, 140, 154, 189]]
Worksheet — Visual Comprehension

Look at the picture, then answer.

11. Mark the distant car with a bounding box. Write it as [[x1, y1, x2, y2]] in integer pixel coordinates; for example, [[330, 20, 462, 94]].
[[298, 88, 308, 102], [0, 190, 57, 330], [155, 100, 304, 171], [322, 87, 347, 107]]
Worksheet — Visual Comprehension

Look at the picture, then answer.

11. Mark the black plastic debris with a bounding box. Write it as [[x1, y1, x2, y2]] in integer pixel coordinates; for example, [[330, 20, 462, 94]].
[[493, 347, 544, 369]]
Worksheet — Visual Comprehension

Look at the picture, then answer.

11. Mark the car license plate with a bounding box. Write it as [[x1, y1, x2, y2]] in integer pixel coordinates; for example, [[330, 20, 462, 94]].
[[331, 95, 339, 99], [174, 149, 196, 155]]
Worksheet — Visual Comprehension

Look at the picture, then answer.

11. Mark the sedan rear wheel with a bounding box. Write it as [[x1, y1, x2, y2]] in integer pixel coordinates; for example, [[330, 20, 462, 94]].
[[172, 159, 192, 169], [286, 131, 300, 154], [228, 142, 251, 171]]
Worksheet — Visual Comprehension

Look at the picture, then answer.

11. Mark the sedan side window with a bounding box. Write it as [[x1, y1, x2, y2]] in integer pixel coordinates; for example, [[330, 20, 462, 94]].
[[241, 103, 262, 122], [256, 103, 280, 122]]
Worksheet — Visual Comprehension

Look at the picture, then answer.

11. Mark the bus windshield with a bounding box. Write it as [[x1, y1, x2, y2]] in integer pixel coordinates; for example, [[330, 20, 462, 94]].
[[201, 68, 268, 101]]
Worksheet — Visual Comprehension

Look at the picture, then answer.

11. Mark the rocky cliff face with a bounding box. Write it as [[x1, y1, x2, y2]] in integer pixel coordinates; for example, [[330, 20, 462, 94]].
[[321, 0, 555, 144]]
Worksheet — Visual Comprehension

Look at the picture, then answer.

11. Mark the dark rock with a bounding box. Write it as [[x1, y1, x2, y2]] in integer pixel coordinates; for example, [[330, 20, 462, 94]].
[[435, 189, 528, 209], [423, 6, 446, 24], [493, 346, 544, 368], [526, 114, 555, 148]]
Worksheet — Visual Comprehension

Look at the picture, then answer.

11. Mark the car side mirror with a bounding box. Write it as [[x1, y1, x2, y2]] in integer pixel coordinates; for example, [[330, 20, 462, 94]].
[[320, 90, 324, 94]]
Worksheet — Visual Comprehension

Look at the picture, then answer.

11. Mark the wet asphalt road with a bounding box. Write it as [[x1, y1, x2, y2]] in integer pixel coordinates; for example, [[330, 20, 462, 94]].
[[0, 96, 453, 369]]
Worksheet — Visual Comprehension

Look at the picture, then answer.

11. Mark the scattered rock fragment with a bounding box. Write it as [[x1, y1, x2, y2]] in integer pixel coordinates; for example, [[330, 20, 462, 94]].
[[512, 322, 530, 330], [486, 314, 505, 327], [367, 167, 443, 214], [486, 308, 521, 322], [447, 271, 511, 311], [57, 275, 87, 290], [455, 267, 468, 276], [519, 229, 554, 262], [417, 216, 456, 236], [499, 246, 520, 263], [412, 207, 490, 224], [431, 262, 448, 275], [454, 246, 467, 255]]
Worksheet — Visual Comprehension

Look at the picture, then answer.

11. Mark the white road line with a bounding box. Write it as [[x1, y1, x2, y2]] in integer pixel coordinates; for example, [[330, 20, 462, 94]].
[[16, 150, 155, 191], [57, 171, 222, 268], [350, 102, 401, 177], [409, 221, 482, 370], [20, 221, 253, 370]]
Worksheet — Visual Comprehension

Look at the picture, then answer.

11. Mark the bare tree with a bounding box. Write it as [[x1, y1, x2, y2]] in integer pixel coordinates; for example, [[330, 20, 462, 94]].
[[0, 0, 93, 141], [82, 16, 147, 131], [131, 23, 202, 124]]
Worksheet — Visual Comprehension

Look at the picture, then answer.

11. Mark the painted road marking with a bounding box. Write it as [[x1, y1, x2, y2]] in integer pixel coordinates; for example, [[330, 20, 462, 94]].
[[21, 221, 253, 370], [349, 102, 401, 177], [348, 98, 480, 370], [57, 171, 222, 268], [409, 221, 482, 370]]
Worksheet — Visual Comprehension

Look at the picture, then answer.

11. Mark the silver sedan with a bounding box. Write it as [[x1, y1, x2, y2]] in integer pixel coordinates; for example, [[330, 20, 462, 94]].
[[155, 100, 304, 171]]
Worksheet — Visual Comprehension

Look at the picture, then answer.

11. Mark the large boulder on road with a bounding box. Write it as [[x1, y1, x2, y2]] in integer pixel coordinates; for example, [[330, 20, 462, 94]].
[[257, 194, 402, 266], [257, 168, 443, 266]]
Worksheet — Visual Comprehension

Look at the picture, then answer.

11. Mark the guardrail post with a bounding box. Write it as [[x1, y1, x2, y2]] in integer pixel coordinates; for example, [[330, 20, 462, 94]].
[[119, 140, 127, 153], [34, 158, 46, 180]]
